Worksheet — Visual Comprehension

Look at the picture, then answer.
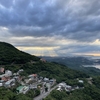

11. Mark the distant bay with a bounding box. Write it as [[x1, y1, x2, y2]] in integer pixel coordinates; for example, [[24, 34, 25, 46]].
[[83, 65, 100, 70]]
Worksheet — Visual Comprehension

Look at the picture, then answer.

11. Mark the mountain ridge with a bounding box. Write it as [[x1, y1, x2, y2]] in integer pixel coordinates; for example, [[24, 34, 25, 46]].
[[0, 42, 40, 65]]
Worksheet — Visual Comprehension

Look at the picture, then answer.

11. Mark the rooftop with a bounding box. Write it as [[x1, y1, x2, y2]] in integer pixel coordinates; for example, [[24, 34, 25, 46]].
[[16, 86, 24, 91]]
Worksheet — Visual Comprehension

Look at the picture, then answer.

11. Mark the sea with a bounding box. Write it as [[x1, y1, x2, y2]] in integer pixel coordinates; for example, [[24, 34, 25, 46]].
[[83, 65, 100, 70]]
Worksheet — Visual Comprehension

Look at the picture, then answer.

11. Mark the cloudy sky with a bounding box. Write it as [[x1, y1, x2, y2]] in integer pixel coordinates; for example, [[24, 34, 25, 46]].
[[0, 0, 100, 57]]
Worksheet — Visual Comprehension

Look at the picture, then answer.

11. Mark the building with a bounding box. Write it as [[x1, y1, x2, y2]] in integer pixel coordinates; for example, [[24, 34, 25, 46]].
[[17, 69, 24, 75], [0, 74, 6, 78], [57, 87, 62, 91], [44, 77, 49, 82], [29, 84, 37, 89], [24, 79, 29, 84], [40, 58, 46, 62], [1, 76, 10, 82], [4, 79, 15, 88], [59, 82, 66, 87], [57, 82, 72, 92], [28, 74, 38, 81], [50, 79, 56, 85], [28, 74, 37, 78], [0, 83, 3, 86], [16, 86, 29, 94], [5, 70, 12, 77], [0, 67, 4, 73], [65, 85, 72, 92], [79, 80, 84, 83]]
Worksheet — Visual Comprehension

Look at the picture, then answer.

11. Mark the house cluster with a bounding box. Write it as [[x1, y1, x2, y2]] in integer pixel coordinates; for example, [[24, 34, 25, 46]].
[[57, 81, 84, 92], [16, 77, 56, 94], [0, 67, 56, 94], [40, 77, 56, 92], [0, 67, 23, 87], [16, 74, 39, 94], [57, 82, 72, 92]]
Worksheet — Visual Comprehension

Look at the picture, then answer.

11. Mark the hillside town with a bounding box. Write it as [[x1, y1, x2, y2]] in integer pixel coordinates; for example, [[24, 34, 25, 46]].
[[0, 67, 57, 94], [0, 66, 91, 100]]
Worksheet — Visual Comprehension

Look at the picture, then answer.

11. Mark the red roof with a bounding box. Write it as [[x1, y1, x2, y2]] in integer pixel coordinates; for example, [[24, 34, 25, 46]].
[[29, 74, 37, 77], [32, 74, 37, 77], [1, 76, 10, 81]]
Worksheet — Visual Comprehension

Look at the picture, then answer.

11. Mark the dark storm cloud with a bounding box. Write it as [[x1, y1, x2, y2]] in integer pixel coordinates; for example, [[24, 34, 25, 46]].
[[0, 0, 100, 42], [0, 0, 100, 56]]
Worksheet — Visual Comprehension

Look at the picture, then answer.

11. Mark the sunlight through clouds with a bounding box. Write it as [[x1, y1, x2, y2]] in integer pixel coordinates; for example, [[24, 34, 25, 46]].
[[16, 46, 59, 57]]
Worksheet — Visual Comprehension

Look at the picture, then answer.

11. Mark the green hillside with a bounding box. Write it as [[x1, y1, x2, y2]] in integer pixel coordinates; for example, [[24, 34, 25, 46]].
[[20, 62, 89, 83], [0, 42, 40, 65], [44, 57, 100, 76]]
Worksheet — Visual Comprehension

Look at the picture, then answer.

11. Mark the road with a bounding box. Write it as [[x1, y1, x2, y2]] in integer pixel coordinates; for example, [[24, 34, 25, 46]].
[[34, 84, 58, 100]]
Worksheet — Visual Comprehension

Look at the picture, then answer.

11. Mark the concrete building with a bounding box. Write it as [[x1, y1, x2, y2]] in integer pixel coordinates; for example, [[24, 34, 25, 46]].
[[79, 80, 84, 83], [0, 83, 3, 86], [4, 79, 15, 88], [0, 67, 4, 73], [16, 86, 29, 94], [5, 70, 12, 76], [44, 77, 49, 82]]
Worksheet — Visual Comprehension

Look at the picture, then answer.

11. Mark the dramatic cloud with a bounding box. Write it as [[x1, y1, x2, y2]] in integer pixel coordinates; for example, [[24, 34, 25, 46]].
[[0, 0, 100, 56]]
